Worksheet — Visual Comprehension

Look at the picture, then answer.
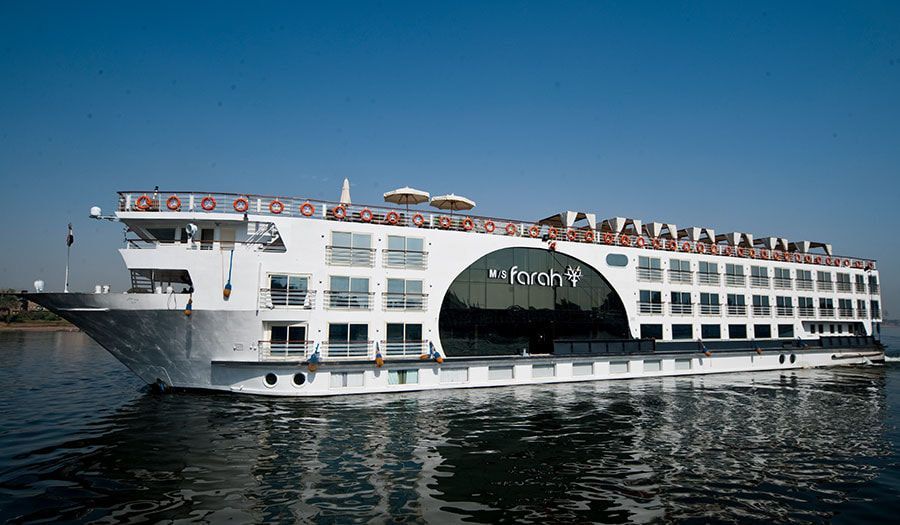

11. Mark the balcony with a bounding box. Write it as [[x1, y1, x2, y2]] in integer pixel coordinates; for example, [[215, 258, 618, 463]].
[[796, 279, 814, 291], [669, 270, 693, 284], [798, 307, 815, 318], [855, 283, 867, 294], [727, 305, 747, 316], [638, 301, 663, 314], [383, 292, 428, 311], [839, 308, 854, 319], [750, 276, 770, 288], [325, 246, 375, 267], [322, 341, 373, 359], [259, 340, 312, 360], [725, 275, 746, 287], [752, 305, 771, 316], [836, 282, 852, 293], [818, 307, 835, 318], [381, 340, 428, 357], [324, 291, 375, 310], [817, 281, 833, 292], [776, 306, 794, 317], [700, 304, 721, 316], [698, 273, 720, 286], [258, 288, 316, 309], [637, 268, 663, 282], [774, 278, 792, 290], [857, 308, 867, 318], [670, 303, 693, 316], [871, 283, 880, 294], [383, 249, 428, 270]]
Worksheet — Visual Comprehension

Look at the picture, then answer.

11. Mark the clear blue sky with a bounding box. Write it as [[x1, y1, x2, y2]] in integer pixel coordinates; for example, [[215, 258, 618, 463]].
[[1, 1, 898, 314]]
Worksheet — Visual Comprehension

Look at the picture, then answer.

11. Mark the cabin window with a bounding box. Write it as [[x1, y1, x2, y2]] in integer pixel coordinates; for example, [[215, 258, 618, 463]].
[[532, 364, 556, 378], [644, 360, 662, 372], [701, 324, 721, 339], [388, 369, 419, 385], [728, 324, 747, 339], [699, 261, 718, 274], [638, 256, 661, 269], [330, 371, 364, 388], [671, 324, 693, 340], [778, 324, 794, 338], [610, 361, 630, 373], [754, 324, 772, 338], [269, 274, 309, 306], [440, 368, 469, 384], [572, 363, 594, 376], [725, 263, 744, 276], [488, 366, 514, 380], [606, 254, 628, 267], [385, 278, 424, 309], [670, 259, 691, 272], [385, 235, 426, 269], [640, 324, 663, 339], [675, 358, 692, 370]]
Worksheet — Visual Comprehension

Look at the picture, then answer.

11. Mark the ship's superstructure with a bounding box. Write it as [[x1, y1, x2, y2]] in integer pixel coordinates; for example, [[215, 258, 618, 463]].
[[30, 186, 884, 396]]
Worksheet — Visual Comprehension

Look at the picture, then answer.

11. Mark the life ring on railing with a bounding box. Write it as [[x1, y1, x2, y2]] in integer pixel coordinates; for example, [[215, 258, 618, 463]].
[[710, 244, 719, 255], [359, 208, 374, 222], [759, 249, 768, 259], [484, 220, 495, 233], [548, 227, 558, 240], [529, 225, 540, 238], [724, 246, 734, 256], [736, 247, 746, 257], [201, 196, 217, 211], [804, 254, 812, 263], [300, 201, 315, 216], [696, 243, 706, 254], [269, 200, 284, 214], [584, 230, 595, 242], [166, 195, 181, 211], [620, 235, 631, 246], [748, 249, 756, 258], [506, 223, 517, 236], [604, 233, 615, 245], [439, 216, 452, 229], [463, 217, 475, 231], [135, 194, 153, 211], [814, 256, 822, 265], [332, 205, 347, 219], [567, 229, 577, 241], [666, 240, 677, 251], [682, 242, 691, 252], [413, 213, 426, 227], [385, 211, 400, 225], [233, 197, 250, 213], [854, 261, 863, 269], [636, 237, 646, 248]]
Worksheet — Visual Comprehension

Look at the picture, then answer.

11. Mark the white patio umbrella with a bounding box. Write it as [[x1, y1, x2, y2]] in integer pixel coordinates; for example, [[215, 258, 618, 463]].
[[383, 186, 430, 212], [339, 178, 352, 205], [430, 193, 476, 215]]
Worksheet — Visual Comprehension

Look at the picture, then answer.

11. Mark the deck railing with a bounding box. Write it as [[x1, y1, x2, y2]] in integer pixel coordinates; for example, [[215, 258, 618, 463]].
[[380, 340, 428, 357], [637, 302, 663, 314], [668, 270, 693, 284], [637, 268, 663, 282], [382, 293, 428, 311], [750, 276, 770, 288], [798, 306, 815, 318], [259, 340, 313, 360], [325, 246, 375, 267], [726, 305, 747, 316], [258, 288, 316, 309], [700, 304, 721, 316], [836, 282, 852, 293], [697, 273, 720, 286], [383, 250, 428, 270], [324, 291, 374, 310], [725, 275, 746, 287], [670, 304, 693, 316], [796, 279, 814, 291], [776, 306, 794, 317], [773, 277, 792, 290], [322, 341, 374, 359]]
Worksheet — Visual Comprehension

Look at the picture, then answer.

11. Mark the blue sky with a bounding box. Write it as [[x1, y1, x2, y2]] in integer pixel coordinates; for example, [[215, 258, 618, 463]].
[[1, 1, 898, 313]]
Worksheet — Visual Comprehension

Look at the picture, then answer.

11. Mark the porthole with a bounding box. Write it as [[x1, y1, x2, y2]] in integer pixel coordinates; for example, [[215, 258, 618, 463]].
[[606, 253, 628, 267], [779, 354, 786, 364], [292, 372, 306, 386], [790, 354, 796, 364], [264, 373, 278, 387]]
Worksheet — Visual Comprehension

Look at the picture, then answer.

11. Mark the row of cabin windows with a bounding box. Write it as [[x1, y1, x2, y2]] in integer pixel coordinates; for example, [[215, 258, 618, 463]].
[[640, 290, 879, 310], [269, 274, 422, 295], [638, 257, 877, 285], [325, 323, 423, 344], [332, 232, 425, 252], [640, 323, 795, 339]]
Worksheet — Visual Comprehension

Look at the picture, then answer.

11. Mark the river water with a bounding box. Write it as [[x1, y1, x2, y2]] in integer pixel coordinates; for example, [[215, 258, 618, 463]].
[[1, 330, 899, 524]]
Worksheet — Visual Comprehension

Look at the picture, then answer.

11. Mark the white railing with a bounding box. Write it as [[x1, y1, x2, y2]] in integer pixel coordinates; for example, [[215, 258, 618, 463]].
[[750, 276, 770, 288], [855, 283, 867, 294], [796, 280, 814, 291], [798, 307, 815, 318], [726, 275, 746, 287], [870, 283, 880, 294], [259, 340, 313, 360], [700, 304, 721, 316], [819, 307, 835, 318], [857, 308, 867, 318], [638, 302, 663, 314], [637, 268, 663, 282], [381, 340, 428, 357], [325, 246, 375, 267], [383, 250, 428, 270], [727, 305, 747, 316], [258, 288, 316, 309], [773, 278, 792, 290], [836, 282, 852, 293], [322, 341, 373, 359], [817, 281, 833, 292], [776, 306, 794, 317], [324, 291, 374, 310], [670, 304, 693, 316], [697, 273, 720, 286], [383, 293, 428, 311], [669, 270, 693, 284], [839, 308, 854, 318], [752, 305, 771, 316]]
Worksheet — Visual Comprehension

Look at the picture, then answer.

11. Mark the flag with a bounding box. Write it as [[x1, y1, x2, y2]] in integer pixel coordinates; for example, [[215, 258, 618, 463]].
[[66, 223, 74, 247]]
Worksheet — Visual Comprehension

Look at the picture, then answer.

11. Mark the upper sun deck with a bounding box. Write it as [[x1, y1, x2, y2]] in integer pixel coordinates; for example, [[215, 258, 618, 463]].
[[116, 190, 877, 271]]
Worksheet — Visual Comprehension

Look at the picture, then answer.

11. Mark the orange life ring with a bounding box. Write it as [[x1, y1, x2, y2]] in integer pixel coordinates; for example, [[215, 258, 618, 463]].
[[666, 240, 677, 251], [548, 227, 558, 240], [567, 229, 577, 241], [748, 249, 756, 258], [651, 238, 661, 249], [439, 216, 452, 229], [201, 196, 217, 211], [332, 205, 347, 219], [724, 246, 733, 256], [506, 223, 517, 236], [804, 254, 813, 263], [269, 200, 284, 214], [463, 217, 475, 231], [166, 195, 181, 211], [854, 261, 863, 269], [300, 202, 315, 216], [759, 249, 769, 259], [233, 197, 249, 213], [681, 242, 691, 252], [710, 244, 719, 255], [484, 220, 495, 233], [529, 225, 540, 238], [604, 233, 614, 245], [814, 256, 822, 265], [413, 213, 426, 227], [584, 230, 595, 242], [135, 194, 152, 211], [385, 211, 400, 225], [636, 237, 646, 248], [696, 243, 706, 254], [737, 247, 746, 257], [359, 208, 373, 222], [620, 235, 631, 246]]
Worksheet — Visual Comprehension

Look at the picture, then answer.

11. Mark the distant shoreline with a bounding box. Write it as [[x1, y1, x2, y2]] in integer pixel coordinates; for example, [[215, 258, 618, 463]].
[[0, 321, 79, 332]]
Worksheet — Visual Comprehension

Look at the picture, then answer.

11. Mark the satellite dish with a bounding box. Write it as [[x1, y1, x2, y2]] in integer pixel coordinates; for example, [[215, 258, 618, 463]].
[[90, 206, 102, 218], [185, 223, 198, 240], [34, 280, 44, 293]]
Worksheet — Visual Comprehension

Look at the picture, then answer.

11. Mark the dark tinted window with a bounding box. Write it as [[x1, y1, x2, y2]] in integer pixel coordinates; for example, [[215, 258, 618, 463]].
[[701, 324, 721, 339], [606, 254, 628, 267], [778, 324, 794, 338], [728, 324, 747, 339], [641, 324, 663, 339], [754, 324, 772, 338], [672, 324, 693, 340]]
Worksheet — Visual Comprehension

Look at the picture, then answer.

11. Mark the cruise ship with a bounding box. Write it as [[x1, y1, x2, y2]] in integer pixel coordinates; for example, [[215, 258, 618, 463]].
[[29, 181, 884, 396]]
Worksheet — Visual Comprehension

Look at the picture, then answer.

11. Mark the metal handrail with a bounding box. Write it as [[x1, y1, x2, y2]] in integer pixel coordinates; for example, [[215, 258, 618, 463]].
[[798, 307, 815, 318], [750, 276, 770, 288], [697, 273, 720, 285], [383, 249, 428, 269], [380, 340, 429, 357], [668, 270, 693, 284], [259, 340, 313, 360], [836, 282, 852, 293], [817, 281, 834, 292], [776, 306, 794, 317], [322, 341, 374, 359], [700, 304, 721, 315], [637, 302, 663, 314], [752, 305, 771, 316], [838, 309, 854, 318], [725, 275, 746, 287], [325, 246, 375, 267], [773, 277, 793, 290], [382, 292, 428, 310], [818, 307, 835, 317], [637, 268, 663, 282], [324, 291, 374, 310], [726, 305, 747, 316], [796, 280, 814, 291], [670, 304, 693, 315], [259, 288, 316, 309]]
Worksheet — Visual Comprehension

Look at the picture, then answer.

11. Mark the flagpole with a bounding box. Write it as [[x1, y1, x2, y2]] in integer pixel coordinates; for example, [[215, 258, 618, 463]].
[[65, 243, 70, 293]]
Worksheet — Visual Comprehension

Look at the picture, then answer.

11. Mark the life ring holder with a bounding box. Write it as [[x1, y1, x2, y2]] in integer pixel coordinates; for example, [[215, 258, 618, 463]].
[[484, 220, 495, 233], [233, 197, 250, 213], [528, 225, 540, 238], [269, 200, 284, 214], [413, 213, 426, 227], [505, 223, 517, 236], [135, 194, 153, 211], [359, 208, 374, 222], [462, 217, 475, 231], [166, 195, 181, 211], [439, 216, 452, 229], [299, 202, 315, 217], [201, 196, 217, 211], [385, 211, 400, 225], [332, 205, 347, 220]]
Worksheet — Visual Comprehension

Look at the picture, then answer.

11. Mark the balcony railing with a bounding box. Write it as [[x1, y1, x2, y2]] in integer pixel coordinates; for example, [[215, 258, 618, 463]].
[[752, 305, 771, 316], [383, 250, 428, 270], [855, 283, 867, 294], [727, 305, 747, 316], [872, 309, 882, 320], [325, 246, 375, 267], [383, 292, 428, 311], [857, 308, 867, 318], [670, 304, 693, 316], [798, 307, 815, 318], [258, 288, 316, 309], [750, 276, 770, 288], [836, 282, 852, 293], [700, 304, 721, 316], [637, 268, 663, 282], [796, 279, 814, 291], [381, 340, 428, 357], [324, 291, 374, 310], [726, 275, 746, 287], [322, 341, 374, 359], [259, 340, 313, 360], [697, 273, 720, 286], [638, 302, 663, 314], [773, 277, 792, 290], [818, 307, 835, 318], [668, 270, 693, 284], [839, 308, 854, 318], [817, 281, 833, 292], [870, 283, 880, 294], [776, 306, 794, 317]]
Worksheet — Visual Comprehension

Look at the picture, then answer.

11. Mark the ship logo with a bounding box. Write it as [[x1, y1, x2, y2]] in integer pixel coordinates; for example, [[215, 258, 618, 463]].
[[565, 265, 582, 287]]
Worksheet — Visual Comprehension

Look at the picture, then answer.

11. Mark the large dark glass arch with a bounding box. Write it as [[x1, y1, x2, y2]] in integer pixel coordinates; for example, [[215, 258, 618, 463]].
[[438, 247, 630, 356]]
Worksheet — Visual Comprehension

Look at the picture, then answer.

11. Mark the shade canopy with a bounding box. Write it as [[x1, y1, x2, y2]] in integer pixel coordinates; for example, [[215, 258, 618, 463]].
[[339, 178, 352, 205], [430, 193, 476, 212], [383, 186, 430, 206]]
